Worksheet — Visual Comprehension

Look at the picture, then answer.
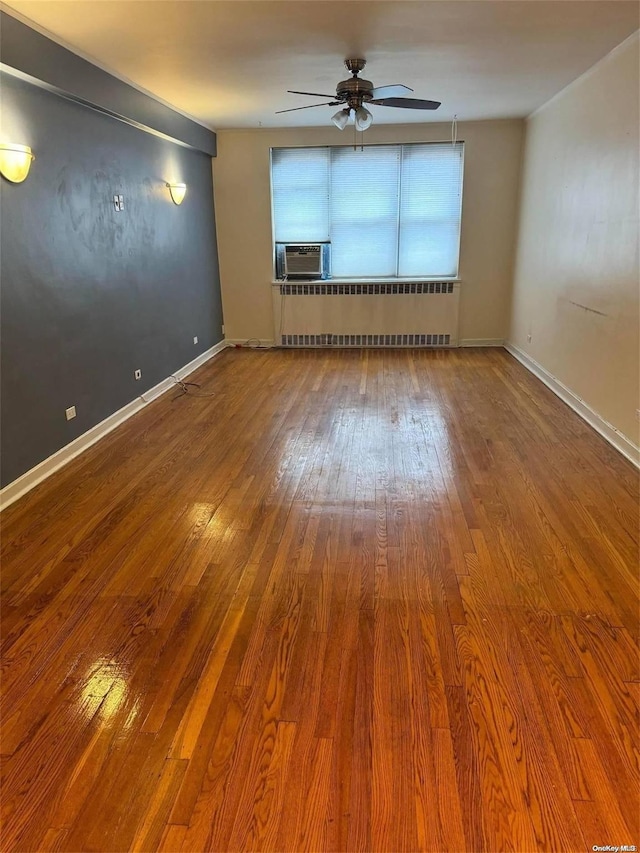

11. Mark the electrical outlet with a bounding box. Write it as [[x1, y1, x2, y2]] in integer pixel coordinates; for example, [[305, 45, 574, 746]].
[[65, 405, 76, 421], [221, 324, 225, 335], [134, 369, 142, 380], [193, 335, 198, 345], [113, 194, 124, 211]]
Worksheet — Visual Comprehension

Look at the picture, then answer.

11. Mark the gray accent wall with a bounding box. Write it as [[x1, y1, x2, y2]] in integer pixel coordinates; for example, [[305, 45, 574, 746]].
[[1, 70, 223, 487]]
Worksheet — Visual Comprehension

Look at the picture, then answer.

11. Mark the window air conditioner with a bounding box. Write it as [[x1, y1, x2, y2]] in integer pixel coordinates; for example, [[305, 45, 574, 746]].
[[276, 242, 331, 280]]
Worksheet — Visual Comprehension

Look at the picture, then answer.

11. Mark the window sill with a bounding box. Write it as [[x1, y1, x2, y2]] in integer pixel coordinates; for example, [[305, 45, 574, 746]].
[[271, 277, 461, 285]]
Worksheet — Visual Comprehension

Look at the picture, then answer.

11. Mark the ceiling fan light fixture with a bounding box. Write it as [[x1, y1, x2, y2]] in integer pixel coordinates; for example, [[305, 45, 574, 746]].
[[278, 60, 440, 129], [331, 108, 350, 130], [354, 105, 373, 131]]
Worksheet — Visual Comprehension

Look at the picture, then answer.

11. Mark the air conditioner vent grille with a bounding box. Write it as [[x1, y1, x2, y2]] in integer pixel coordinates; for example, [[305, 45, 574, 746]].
[[279, 281, 454, 296], [281, 333, 451, 348]]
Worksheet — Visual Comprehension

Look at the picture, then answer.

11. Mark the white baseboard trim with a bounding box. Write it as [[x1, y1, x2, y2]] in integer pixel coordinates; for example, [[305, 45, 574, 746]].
[[505, 342, 640, 469], [140, 377, 176, 404], [140, 338, 230, 403], [0, 398, 146, 512], [459, 338, 505, 347], [0, 339, 230, 511], [226, 338, 275, 348], [174, 339, 229, 378]]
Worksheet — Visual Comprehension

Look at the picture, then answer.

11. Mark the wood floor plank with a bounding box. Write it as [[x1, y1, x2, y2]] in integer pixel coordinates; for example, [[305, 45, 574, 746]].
[[573, 737, 638, 842], [1, 347, 637, 852], [228, 719, 297, 852], [451, 620, 540, 851], [432, 727, 468, 852], [345, 608, 374, 853], [274, 630, 331, 851], [372, 598, 419, 852], [324, 644, 357, 852]]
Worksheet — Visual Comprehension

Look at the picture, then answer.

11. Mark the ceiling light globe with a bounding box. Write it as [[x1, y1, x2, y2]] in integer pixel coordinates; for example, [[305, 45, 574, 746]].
[[331, 108, 350, 130], [354, 106, 373, 131]]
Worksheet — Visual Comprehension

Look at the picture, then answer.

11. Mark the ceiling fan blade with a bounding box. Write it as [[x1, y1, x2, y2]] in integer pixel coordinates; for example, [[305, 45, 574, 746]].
[[370, 97, 441, 110], [276, 101, 340, 114], [287, 90, 337, 98], [369, 84, 413, 99]]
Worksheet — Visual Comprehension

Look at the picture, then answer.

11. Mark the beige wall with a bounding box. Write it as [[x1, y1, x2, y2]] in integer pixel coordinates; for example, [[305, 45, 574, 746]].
[[213, 120, 524, 343], [509, 33, 639, 448]]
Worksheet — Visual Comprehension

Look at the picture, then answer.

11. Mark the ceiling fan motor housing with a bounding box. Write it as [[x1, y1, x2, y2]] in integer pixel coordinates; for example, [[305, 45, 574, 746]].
[[336, 77, 374, 107], [337, 58, 374, 108]]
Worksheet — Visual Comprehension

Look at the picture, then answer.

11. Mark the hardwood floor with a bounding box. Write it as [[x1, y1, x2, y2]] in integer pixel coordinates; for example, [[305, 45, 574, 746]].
[[1, 347, 638, 852]]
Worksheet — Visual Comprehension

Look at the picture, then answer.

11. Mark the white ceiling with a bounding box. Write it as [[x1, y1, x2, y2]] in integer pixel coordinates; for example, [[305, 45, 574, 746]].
[[3, 1, 639, 130]]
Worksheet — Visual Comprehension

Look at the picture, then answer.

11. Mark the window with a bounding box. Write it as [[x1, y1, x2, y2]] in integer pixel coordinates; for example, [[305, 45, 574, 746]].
[[271, 142, 464, 279]]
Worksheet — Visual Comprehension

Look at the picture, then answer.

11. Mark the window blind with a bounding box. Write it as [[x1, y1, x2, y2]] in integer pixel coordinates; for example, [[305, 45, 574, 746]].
[[330, 145, 401, 277], [271, 142, 464, 278], [271, 147, 330, 242]]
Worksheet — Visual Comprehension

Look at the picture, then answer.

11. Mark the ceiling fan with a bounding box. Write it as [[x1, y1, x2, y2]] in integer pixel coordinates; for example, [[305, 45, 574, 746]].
[[276, 58, 440, 131]]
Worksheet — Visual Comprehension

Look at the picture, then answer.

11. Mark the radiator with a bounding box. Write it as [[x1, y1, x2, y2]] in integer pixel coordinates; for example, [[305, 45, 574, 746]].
[[272, 281, 460, 347]]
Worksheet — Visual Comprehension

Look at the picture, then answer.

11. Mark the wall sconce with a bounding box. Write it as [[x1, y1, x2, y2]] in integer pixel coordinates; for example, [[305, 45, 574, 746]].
[[166, 182, 186, 205], [0, 144, 35, 183]]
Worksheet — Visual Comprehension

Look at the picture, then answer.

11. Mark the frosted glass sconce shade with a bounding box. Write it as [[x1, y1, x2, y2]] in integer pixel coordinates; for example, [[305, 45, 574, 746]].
[[0, 144, 34, 183], [166, 182, 187, 205]]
